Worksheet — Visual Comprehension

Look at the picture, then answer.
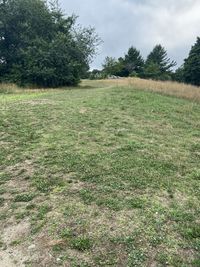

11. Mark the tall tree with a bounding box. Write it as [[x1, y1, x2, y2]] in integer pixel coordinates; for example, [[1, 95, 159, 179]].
[[0, 0, 100, 87], [184, 37, 200, 86], [144, 45, 176, 80], [124, 47, 144, 76]]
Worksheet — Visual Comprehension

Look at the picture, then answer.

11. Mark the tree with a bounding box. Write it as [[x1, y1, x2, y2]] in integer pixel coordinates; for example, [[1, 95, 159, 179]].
[[102, 47, 144, 78], [0, 0, 100, 87], [102, 57, 122, 76], [142, 62, 161, 80], [124, 47, 144, 76], [172, 66, 185, 83], [144, 45, 176, 80], [183, 37, 200, 86]]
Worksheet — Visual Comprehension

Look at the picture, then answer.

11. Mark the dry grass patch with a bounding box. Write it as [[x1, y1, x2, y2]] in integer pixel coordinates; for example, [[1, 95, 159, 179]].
[[82, 78, 200, 102], [0, 83, 62, 94]]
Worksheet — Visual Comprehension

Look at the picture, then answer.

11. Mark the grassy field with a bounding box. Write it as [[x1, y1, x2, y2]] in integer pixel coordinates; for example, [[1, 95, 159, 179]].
[[0, 79, 200, 266]]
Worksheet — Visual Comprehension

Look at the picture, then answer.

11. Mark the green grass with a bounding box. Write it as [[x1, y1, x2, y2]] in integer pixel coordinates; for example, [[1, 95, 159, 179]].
[[14, 193, 36, 202], [0, 81, 199, 266]]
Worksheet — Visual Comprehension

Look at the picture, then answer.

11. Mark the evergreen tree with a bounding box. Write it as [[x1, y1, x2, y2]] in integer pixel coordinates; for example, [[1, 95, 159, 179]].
[[144, 45, 176, 80], [184, 37, 200, 86], [172, 66, 185, 83], [142, 62, 161, 80], [124, 47, 144, 76]]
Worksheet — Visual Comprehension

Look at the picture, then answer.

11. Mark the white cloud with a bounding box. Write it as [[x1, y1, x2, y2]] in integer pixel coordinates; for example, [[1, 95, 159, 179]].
[[59, 0, 200, 69]]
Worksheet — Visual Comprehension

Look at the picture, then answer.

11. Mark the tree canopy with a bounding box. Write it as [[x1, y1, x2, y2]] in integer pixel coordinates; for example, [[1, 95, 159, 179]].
[[102, 47, 144, 77], [143, 45, 176, 80], [183, 37, 200, 86], [100, 39, 200, 86], [124, 47, 144, 76], [0, 0, 100, 87]]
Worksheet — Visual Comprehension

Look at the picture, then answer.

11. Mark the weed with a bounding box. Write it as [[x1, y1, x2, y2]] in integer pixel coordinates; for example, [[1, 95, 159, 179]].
[[60, 228, 73, 239], [33, 176, 64, 193], [14, 193, 35, 202], [70, 236, 93, 251], [181, 224, 200, 239], [127, 248, 146, 267], [15, 210, 30, 220], [36, 204, 51, 220], [10, 240, 22, 246], [0, 172, 11, 185], [0, 197, 4, 206]]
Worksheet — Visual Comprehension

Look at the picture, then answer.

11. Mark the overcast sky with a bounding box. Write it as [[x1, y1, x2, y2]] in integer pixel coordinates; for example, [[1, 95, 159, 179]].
[[60, 0, 200, 70]]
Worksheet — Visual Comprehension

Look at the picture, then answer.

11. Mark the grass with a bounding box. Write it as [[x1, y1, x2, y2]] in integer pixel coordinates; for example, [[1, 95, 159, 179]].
[[0, 79, 199, 266], [82, 78, 200, 102]]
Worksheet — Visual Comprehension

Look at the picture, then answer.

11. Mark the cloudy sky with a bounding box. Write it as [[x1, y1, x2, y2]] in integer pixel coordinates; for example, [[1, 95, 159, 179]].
[[60, 0, 200, 70]]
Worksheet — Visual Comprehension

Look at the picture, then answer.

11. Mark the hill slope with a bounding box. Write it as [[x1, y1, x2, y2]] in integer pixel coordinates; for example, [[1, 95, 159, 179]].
[[0, 82, 200, 266]]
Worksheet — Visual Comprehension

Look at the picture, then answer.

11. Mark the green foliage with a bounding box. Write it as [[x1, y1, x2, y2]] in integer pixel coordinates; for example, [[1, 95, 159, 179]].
[[101, 45, 177, 80], [0, 0, 100, 87], [124, 47, 144, 76], [100, 38, 200, 84], [102, 47, 144, 77], [146, 44, 176, 72], [184, 37, 200, 86], [102, 56, 122, 76], [143, 44, 176, 80], [33, 175, 64, 193], [0, 197, 4, 206], [172, 65, 185, 83], [36, 204, 51, 220], [127, 248, 146, 267], [142, 62, 161, 80], [70, 236, 93, 251], [14, 193, 35, 202], [89, 69, 106, 80], [181, 224, 200, 239]]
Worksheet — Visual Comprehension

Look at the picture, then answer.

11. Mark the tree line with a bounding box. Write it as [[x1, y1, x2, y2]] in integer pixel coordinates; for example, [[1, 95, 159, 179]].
[[0, 0, 199, 87], [90, 39, 200, 87]]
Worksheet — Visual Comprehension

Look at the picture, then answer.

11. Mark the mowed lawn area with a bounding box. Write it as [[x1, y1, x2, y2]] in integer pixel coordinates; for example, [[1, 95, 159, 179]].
[[0, 80, 200, 266]]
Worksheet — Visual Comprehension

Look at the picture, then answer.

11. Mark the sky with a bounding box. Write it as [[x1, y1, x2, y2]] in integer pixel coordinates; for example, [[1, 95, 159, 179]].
[[60, 0, 200, 70]]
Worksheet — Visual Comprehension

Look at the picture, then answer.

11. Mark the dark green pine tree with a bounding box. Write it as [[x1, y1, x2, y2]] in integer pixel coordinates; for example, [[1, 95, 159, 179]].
[[172, 65, 185, 83], [144, 44, 176, 80], [124, 47, 144, 76], [184, 37, 200, 86]]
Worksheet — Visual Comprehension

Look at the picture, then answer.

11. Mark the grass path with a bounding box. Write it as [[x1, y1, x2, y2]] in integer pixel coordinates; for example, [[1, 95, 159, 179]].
[[0, 83, 200, 266]]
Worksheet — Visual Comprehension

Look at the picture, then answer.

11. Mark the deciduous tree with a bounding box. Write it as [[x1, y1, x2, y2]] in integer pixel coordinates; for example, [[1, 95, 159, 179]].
[[0, 0, 100, 87]]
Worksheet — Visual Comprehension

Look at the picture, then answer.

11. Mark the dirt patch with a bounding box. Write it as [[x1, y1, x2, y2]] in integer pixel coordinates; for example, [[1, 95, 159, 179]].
[[5, 160, 35, 194], [0, 221, 30, 267], [6, 179, 30, 194], [79, 108, 88, 114], [0, 250, 25, 267], [6, 160, 35, 178], [154, 191, 172, 208], [2, 220, 30, 244]]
